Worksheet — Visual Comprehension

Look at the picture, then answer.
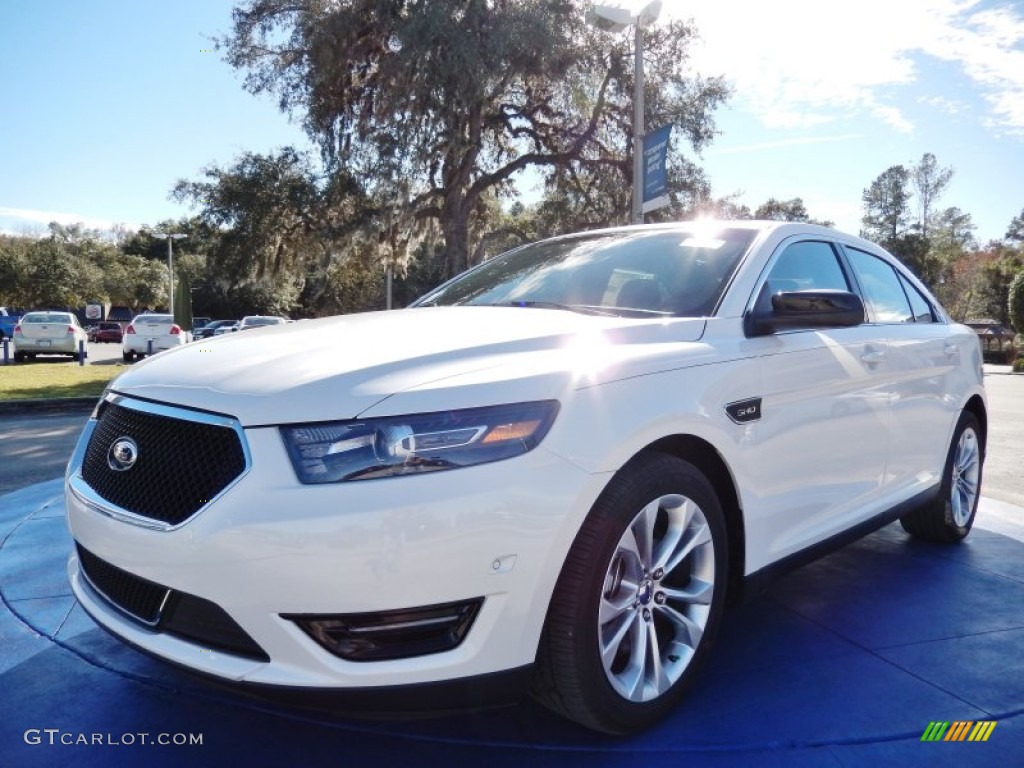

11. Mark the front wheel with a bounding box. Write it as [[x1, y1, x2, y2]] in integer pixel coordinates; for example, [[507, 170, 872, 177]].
[[533, 452, 728, 734], [900, 411, 984, 543]]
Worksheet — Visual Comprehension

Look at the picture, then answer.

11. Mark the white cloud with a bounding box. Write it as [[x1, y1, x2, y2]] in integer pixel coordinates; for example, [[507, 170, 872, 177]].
[[708, 133, 864, 156], [666, 0, 1024, 137], [0, 206, 129, 233]]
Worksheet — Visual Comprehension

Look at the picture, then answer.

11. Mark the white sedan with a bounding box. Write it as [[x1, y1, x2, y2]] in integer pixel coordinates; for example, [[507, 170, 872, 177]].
[[122, 314, 190, 361], [12, 311, 88, 361], [65, 221, 985, 734]]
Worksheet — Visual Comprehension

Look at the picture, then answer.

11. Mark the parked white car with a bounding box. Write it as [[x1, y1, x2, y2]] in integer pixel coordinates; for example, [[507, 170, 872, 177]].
[[238, 314, 290, 330], [12, 311, 88, 361], [121, 314, 189, 361], [65, 221, 986, 734]]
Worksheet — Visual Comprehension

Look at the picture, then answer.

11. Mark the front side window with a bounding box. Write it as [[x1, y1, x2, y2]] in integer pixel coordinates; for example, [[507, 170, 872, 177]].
[[750, 240, 852, 322], [845, 248, 914, 323]]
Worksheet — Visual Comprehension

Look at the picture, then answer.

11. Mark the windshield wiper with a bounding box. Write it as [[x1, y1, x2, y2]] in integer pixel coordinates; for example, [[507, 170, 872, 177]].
[[482, 301, 622, 317]]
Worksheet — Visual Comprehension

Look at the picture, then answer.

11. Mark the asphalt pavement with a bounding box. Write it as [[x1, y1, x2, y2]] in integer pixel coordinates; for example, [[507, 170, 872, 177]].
[[0, 367, 1022, 766]]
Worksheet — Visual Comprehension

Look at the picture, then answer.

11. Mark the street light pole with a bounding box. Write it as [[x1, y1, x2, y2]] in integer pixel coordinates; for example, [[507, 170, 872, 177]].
[[632, 20, 644, 224], [586, 2, 662, 225], [152, 232, 187, 318]]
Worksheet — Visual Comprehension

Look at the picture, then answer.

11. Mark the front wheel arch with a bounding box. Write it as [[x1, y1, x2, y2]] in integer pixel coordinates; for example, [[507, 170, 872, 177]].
[[645, 435, 746, 605]]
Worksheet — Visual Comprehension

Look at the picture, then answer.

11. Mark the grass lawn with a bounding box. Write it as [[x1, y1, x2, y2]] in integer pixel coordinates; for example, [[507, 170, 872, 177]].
[[0, 361, 126, 401]]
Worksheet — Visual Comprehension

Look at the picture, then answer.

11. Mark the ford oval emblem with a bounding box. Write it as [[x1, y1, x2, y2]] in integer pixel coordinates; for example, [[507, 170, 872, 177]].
[[107, 437, 139, 472]]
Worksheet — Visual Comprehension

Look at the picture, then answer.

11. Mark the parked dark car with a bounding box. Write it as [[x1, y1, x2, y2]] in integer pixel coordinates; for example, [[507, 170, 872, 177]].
[[89, 322, 124, 344], [193, 319, 235, 340]]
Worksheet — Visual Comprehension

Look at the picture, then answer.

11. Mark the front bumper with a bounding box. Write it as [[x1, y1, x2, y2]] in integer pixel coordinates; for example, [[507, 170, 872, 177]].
[[65, 399, 605, 689]]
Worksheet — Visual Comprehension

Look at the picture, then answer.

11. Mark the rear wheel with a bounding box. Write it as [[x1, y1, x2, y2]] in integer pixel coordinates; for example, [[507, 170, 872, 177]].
[[14, 351, 25, 362], [534, 452, 728, 734], [900, 411, 983, 543], [122, 351, 134, 362]]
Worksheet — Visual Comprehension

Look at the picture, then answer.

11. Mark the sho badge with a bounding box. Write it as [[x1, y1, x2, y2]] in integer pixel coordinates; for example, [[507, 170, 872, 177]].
[[107, 437, 139, 472], [725, 398, 762, 424]]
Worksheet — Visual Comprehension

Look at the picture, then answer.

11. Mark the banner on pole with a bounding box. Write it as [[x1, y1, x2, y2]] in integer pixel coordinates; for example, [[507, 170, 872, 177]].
[[642, 123, 673, 214]]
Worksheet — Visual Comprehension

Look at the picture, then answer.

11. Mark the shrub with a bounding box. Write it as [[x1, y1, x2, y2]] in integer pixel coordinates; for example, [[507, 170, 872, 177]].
[[1010, 270, 1024, 334]]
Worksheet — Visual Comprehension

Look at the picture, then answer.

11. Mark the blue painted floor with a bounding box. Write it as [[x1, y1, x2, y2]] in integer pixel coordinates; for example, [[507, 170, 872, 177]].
[[2, 479, 1022, 767]]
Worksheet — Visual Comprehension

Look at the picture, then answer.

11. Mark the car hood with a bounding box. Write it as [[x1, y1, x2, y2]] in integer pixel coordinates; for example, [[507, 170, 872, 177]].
[[108, 307, 708, 426]]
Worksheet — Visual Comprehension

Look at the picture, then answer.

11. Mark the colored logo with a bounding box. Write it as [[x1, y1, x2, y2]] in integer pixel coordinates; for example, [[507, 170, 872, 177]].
[[921, 721, 996, 742]]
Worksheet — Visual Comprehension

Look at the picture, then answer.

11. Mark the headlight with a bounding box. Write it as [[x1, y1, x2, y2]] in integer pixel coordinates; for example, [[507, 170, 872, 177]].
[[280, 401, 560, 483]]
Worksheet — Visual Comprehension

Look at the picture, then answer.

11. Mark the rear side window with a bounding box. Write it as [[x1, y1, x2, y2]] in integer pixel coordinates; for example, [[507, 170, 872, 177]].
[[845, 248, 914, 323], [898, 273, 936, 323]]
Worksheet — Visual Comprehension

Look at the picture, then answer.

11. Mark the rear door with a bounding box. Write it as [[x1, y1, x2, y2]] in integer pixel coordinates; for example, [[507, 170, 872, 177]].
[[841, 246, 968, 497]]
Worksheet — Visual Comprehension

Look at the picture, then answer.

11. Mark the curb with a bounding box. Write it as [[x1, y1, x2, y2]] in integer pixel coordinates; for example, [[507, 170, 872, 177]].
[[0, 397, 98, 415]]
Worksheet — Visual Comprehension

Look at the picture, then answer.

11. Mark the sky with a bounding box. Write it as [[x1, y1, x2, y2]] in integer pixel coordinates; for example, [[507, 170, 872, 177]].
[[0, 0, 1022, 244]]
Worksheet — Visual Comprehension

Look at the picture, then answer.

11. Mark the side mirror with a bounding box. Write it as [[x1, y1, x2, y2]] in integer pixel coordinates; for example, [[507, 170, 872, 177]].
[[745, 290, 865, 337]]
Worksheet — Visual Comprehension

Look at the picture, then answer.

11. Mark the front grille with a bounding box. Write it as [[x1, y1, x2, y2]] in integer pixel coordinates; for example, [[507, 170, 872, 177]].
[[77, 544, 168, 624], [76, 544, 269, 662], [81, 400, 246, 526]]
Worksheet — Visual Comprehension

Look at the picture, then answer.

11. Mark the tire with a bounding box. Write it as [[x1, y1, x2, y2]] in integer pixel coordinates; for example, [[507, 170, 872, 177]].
[[900, 411, 983, 543], [14, 351, 25, 363], [533, 452, 728, 734], [122, 351, 134, 362]]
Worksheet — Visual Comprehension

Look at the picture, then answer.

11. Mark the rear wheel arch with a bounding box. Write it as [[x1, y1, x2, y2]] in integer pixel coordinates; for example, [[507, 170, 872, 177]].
[[963, 395, 987, 453]]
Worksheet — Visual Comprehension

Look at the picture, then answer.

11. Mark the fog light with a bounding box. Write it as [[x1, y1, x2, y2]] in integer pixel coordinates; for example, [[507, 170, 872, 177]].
[[285, 598, 483, 661]]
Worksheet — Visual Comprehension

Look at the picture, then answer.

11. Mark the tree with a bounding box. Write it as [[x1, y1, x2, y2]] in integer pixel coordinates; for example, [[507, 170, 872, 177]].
[[911, 152, 953, 238], [220, 0, 729, 279], [753, 197, 833, 227], [23, 238, 100, 309], [887, 233, 940, 287], [0, 235, 31, 307], [1006, 207, 1024, 243], [1009, 269, 1024, 332], [173, 148, 372, 316], [973, 242, 1022, 325], [861, 165, 912, 242]]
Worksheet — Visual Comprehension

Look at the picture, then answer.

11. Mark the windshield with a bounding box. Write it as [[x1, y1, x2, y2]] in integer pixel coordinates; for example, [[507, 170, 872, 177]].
[[414, 227, 756, 317], [23, 313, 74, 324], [133, 315, 173, 324]]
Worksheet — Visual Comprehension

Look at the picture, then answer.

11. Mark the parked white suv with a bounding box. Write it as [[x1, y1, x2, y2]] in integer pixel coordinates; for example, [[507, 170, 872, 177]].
[[66, 221, 985, 734], [121, 314, 189, 361]]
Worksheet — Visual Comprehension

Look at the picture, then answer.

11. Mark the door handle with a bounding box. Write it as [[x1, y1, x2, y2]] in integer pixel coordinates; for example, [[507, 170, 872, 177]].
[[860, 348, 886, 365]]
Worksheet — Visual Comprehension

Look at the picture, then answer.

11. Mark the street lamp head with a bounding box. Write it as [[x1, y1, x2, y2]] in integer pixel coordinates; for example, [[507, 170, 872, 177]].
[[586, 1, 662, 31], [586, 4, 632, 32], [636, 0, 663, 27], [152, 232, 188, 241]]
